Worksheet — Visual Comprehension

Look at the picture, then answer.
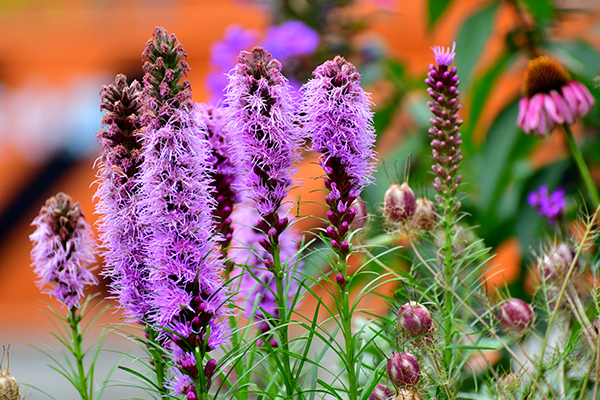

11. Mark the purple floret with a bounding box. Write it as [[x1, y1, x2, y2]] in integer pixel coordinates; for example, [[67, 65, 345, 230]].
[[30, 193, 97, 309], [528, 185, 566, 223]]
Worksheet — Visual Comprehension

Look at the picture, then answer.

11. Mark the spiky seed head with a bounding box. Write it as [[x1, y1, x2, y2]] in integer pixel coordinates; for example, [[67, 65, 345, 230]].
[[386, 352, 420, 389], [498, 298, 534, 332], [412, 198, 437, 230], [368, 384, 395, 400], [384, 182, 416, 224]]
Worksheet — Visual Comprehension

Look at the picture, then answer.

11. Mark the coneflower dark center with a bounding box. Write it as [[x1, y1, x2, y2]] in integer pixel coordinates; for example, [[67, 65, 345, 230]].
[[524, 56, 571, 97]]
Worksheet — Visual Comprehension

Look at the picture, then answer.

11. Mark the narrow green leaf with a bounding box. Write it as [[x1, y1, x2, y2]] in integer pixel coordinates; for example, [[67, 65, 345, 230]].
[[454, 3, 499, 93], [428, 0, 454, 29]]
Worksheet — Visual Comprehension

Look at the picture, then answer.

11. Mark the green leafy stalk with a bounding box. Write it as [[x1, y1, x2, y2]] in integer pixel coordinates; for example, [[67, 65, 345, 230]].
[[563, 123, 600, 207], [68, 307, 90, 400], [144, 326, 168, 397]]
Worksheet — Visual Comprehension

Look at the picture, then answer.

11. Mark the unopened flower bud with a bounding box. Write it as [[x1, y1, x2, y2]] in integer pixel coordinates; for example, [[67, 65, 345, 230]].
[[386, 352, 420, 389], [336, 273, 346, 287], [498, 298, 534, 332], [204, 358, 217, 378], [412, 198, 437, 230], [384, 183, 416, 223], [498, 373, 521, 397], [398, 301, 433, 343], [350, 197, 368, 229], [368, 384, 394, 400], [0, 348, 19, 400], [538, 243, 577, 284]]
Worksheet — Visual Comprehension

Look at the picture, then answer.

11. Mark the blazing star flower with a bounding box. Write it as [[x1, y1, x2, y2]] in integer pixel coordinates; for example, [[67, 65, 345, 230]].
[[426, 42, 463, 199], [301, 56, 376, 256], [140, 27, 230, 398], [528, 185, 566, 223], [95, 74, 151, 320], [195, 103, 239, 254], [30, 193, 97, 309], [230, 204, 302, 334], [262, 21, 319, 61], [518, 56, 595, 137], [226, 47, 301, 241]]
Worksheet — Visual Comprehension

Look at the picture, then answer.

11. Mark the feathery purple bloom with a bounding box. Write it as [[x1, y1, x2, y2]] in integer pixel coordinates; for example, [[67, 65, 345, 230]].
[[140, 27, 230, 398], [195, 103, 239, 253], [426, 43, 463, 199], [30, 193, 97, 309], [225, 47, 302, 234], [95, 74, 150, 320], [301, 56, 376, 255], [528, 185, 566, 223]]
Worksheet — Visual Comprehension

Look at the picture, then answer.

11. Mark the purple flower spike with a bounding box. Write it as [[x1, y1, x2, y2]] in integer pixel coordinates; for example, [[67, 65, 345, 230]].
[[427, 43, 463, 200], [30, 193, 97, 309], [302, 56, 376, 256], [226, 47, 302, 235], [95, 74, 151, 320], [140, 27, 231, 397], [528, 185, 566, 224], [262, 21, 320, 61], [195, 103, 239, 254], [431, 42, 456, 66]]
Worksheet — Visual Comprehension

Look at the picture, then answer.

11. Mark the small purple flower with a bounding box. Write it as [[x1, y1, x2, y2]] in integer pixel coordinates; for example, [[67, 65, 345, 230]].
[[528, 185, 566, 223], [301, 56, 376, 256], [262, 21, 319, 61], [426, 43, 463, 200], [95, 74, 150, 320], [225, 47, 302, 232], [30, 193, 97, 309]]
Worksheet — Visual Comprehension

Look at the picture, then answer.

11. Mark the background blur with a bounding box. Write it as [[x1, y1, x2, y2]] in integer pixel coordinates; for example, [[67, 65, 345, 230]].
[[0, 0, 599, 398]]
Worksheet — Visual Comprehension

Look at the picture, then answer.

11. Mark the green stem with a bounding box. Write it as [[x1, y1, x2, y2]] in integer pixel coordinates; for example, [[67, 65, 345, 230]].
[[273, 246, 295, 398], [338, 258, 357, 400], [563, 124, 600, 207], [69, 308, 90, 400], [145, 326, 168, 397]]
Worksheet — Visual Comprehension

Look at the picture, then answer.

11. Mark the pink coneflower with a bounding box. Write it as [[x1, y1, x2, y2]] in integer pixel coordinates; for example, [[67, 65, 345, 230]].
[[517, 56, 595, 137]]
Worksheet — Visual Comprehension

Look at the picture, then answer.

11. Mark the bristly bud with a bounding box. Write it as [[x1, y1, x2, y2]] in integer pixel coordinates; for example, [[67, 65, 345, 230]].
[[142, 26, 192, 127], [368, 384, 395, 400], [0, 347, 20, 400], [349, 197, 368, 230], [30, 193, 97, 309], [412, 198, 437, 231], [498, 373, 521, 398], [398, 301, 434, 344], [538, 242, 578, 284], [498, 298, 534, 332], [384, 182, 416, 224], [386, 352, 420, 389], [427, 43, 463, 202]]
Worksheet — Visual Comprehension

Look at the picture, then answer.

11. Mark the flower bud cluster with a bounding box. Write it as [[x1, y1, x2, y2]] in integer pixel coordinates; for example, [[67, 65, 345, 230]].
[[426, 43, 463, 200], [383, 182, 437, 232]]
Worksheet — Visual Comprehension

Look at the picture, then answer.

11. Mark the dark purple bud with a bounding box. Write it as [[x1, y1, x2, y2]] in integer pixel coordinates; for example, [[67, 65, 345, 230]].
[[268, 228, 278, 245], [336, 273, 346, 287], [258, 237, 273, 252], [257, 219, 270, 233], [384, 182, 416, 223], [340, 241, 350, 255], [327, 210, 339, 225], [269, 338, 279, 348], [275, 217, 289, 232], [264, 258, 275, 271], [368, 384, 394, 400], [398, 301, 434, 343], [499, 298, 534, 332], [327, 226, 340, 241], [339, 221, 349, 237], [386, 352, 420, 388], [204, 358, 217, 378], [413, 198, 437, 230], [331, 240, 340, 250]]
